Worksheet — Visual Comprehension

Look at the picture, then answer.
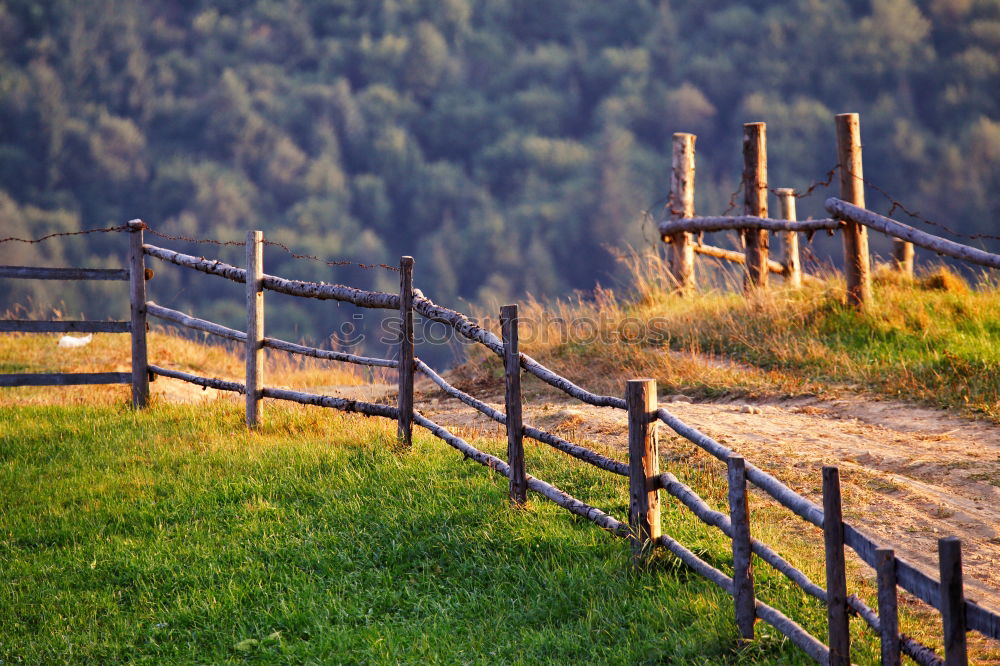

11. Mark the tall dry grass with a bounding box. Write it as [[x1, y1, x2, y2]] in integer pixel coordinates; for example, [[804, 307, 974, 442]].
[[459, 248, 1000, 416]]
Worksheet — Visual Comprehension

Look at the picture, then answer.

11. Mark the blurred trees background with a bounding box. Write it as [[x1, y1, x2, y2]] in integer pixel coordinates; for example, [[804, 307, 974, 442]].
[[0, 0, 997, 355]]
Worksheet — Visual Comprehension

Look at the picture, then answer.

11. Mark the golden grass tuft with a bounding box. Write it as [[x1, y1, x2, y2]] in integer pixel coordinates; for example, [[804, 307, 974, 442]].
[[918, 266, 970, 294]]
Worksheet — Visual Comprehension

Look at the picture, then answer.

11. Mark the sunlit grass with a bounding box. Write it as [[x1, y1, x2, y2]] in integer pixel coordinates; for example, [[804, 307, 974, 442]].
[[0, 400, 878, 664]]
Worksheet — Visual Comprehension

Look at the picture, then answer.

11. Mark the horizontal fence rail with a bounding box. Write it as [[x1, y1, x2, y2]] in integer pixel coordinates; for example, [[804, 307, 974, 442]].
[[143, 244, 400, 309], [655, 533, 832, 663], [146, 301, 397, 368], [148, 365, 245, 393], [659, 216, 842, 236], [411, 412, 630, 537], [0, 372, 130, 387], [414, 359, 629, 476], [261, 387, 398, 419], [0, 265, 129, 281], [825, 199, 1000, 271], [0, 320, 130, 333]]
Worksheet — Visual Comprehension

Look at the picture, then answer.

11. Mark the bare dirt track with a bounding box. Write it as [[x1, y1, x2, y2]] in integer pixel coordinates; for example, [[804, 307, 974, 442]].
[[416, 382, 1000, 613]]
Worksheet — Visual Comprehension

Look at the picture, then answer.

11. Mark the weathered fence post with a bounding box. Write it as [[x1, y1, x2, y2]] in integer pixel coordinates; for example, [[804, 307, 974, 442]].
[[128, 219, 149, 408], [669, 132, 696, 293], [775, 188, 802, 289], [939, 537, 968, 666], [397, 256, 414, 445], [728, 454, 756, 641], [245, 230, 264, 428], [627, 378, 660, 563], [876, 548, 901, 666], [835, 113, 872, 307], [743, 122, 769, 292], [823, 466, 851, 665], [501, 304, 526, 506]]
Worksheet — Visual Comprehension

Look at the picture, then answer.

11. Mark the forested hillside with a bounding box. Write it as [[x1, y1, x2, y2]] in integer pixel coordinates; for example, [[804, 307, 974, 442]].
[[0, 0, 997, 350]]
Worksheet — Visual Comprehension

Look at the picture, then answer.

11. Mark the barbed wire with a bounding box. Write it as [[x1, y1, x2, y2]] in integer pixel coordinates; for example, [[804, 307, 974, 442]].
[[0, 224, 131, 245], [1, 222, 399, 272], [848, 171, 1000, 243], [771, 164, 840, 200], [260, 239, 399, 272], [143, 226, 247, 247], [721, 179, 744, 216]]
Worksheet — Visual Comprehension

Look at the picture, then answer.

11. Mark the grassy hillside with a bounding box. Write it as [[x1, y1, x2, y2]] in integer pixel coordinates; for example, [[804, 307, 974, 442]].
[[0, 399, 886, 664], [5, 275, 1000, 662], [0, 330, 894, 663]]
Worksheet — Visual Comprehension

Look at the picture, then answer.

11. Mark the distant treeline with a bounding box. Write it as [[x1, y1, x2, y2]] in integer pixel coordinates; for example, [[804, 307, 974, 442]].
[[0, 0, 997, 352]]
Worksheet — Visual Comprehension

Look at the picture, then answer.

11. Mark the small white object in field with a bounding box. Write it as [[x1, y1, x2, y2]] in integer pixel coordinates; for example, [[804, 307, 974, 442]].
[[57, 334, 93, 348], [740, 404, 763, 415]]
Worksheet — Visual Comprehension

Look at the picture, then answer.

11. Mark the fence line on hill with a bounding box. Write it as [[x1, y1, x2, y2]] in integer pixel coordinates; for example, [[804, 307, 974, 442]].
[[4, 218, 1000, 664], [657, 112, 1000, 309], [0, 143, 1000, 664]]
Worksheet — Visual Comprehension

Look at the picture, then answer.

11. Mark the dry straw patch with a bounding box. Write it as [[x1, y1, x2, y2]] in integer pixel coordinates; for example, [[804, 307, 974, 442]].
[[0, 321, 366, 407]]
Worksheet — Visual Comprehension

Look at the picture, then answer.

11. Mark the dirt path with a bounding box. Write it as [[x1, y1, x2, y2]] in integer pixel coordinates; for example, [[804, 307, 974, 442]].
[[417, 384, 1000, 613]]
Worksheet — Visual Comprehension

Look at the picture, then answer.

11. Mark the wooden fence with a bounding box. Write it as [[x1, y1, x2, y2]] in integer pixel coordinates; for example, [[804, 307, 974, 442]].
[[658, 113, 988, 308], [3, 220, 1000, 664]]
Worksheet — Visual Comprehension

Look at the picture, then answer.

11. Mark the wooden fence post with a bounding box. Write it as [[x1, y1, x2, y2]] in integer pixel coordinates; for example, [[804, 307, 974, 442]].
[[876, 548, 901, 666], [627, 378, 660, 563], [939, 537, 968, 666], [775, 188, 802, 289], [743, 122, 769, 292], [728, 454, 756, 641], [245, 230, 264, 428], [501, 304, 526, 505], [894, 240, 915, 279], [823, 466, 851, 665], [835, 113, 872, 307], [397, 256, 414, 445], [669, 132, 696, 293], [128, 220, 149, 408]]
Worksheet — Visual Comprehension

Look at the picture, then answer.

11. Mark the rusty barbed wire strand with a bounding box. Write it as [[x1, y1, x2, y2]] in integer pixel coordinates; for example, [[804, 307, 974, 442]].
[[143, 226, 246, 247], [260, 239, 399, 272], [1, 222, 399, 272], [770, 164, 841, 200], [845, 170, 1000, 243], [721, 178, 744, 217], [0, 224, 131, 245], [145, 225, 400, 271]]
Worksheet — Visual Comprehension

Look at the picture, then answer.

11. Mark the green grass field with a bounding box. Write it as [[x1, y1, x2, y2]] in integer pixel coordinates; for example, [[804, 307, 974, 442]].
[[0, 400, 888, 664]]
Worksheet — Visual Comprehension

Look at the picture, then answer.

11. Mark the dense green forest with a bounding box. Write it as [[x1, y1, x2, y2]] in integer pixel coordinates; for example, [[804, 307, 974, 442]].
[[0, 0, 997, 357]]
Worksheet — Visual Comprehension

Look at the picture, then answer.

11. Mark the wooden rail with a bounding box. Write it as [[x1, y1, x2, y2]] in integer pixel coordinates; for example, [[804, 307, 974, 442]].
[[692, 242, 786, 274], [826, 199, 1000, 270], [0, 266, 128, 280], [0, 372, 130, 387], [146, 301, 396, 367], [0, 320, 130, 333]]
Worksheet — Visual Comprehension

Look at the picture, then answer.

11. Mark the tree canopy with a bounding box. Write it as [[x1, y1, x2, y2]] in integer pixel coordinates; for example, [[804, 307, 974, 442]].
[[0, 0, 997, 355]]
